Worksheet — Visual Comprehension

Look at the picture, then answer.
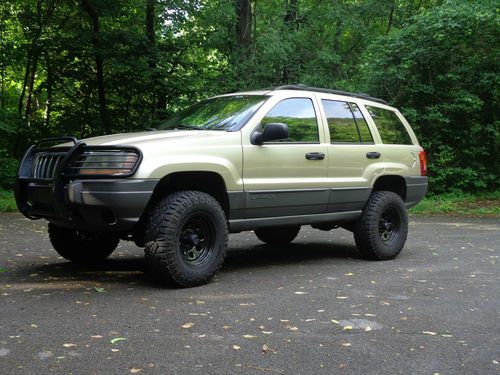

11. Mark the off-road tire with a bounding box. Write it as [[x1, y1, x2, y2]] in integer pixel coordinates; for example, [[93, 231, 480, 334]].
[[254, 226, 300, 246], [48, 223, 119, 264], [353, 191, 408, 260], [144, 191, 228, 287]]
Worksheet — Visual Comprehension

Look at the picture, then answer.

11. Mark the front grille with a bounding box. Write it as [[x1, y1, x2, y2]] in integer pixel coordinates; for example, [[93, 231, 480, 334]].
[[32, 152, 66, 179]]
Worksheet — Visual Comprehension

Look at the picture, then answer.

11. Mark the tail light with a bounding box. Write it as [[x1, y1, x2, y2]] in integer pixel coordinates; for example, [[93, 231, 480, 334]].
[[419, 150, 427, 176]]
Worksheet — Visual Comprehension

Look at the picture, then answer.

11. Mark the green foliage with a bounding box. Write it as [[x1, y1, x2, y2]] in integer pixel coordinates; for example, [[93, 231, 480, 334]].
[[361, 0, 499, 193], [0, 0, 497, 194], [410, 190, 500, 217], [0, 189, 16, 212]]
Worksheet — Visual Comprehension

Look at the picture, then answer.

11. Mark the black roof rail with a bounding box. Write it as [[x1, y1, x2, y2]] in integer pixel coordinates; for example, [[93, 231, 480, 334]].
[[270, 84, 388, 105]]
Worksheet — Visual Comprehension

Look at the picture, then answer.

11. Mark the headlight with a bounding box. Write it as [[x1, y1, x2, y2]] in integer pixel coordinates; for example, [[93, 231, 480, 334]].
[[67, 148, 141, 177]]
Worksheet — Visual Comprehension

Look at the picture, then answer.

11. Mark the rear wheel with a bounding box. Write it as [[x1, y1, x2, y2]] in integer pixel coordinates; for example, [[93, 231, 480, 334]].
[[144, 191, 228, 287], [48, 223, 119, 264], [353, 191, 408, 260], [254, 226, 300, 246]]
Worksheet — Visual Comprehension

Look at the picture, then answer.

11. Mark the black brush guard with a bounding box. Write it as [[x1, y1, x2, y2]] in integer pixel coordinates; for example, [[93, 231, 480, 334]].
[[15, 137, 143, 223]]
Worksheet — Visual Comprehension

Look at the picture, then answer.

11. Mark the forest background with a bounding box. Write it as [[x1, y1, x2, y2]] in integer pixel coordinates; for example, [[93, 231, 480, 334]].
[[0, 0, 498, 213]]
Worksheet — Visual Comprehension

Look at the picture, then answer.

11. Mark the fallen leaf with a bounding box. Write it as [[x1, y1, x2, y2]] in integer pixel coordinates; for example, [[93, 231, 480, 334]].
[[130, 369, 143, 373], [91, 335, 103, 339], [0, 267, 7, 273], [62, 343, 77, 348], [294, 291, 308, 295], [243, 335, 257, 338], [232, 345, 240, 350], [181, 323, 194, 329], [110, 337, 127, 344], [262, 344, 277, 354], [343, 326, 353, 331], [345, 273, 354, 276], [422, 331, 437, 336], [94, 287, 106, 293], [341, 343, 351, 347]]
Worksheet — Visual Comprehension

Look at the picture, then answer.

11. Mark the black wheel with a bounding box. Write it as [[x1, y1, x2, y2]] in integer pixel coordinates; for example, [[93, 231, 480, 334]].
[[48, 223, 119, 264], [353, 191, 408, 260], [144, 191, 228, 287], [254, 226, 300, 246]]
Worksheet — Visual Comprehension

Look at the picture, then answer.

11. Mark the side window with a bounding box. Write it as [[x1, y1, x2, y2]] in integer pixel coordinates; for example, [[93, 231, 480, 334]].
[[366, 106, 413, 145], [321, 100, 373, 143], [260, 98, 319, 142], [350, 103, 373, 143]]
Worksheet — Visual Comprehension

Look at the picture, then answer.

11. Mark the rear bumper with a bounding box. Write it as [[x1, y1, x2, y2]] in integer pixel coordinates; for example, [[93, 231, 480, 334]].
[[16, 178, 158, 233], [405, 176, 428, 208]]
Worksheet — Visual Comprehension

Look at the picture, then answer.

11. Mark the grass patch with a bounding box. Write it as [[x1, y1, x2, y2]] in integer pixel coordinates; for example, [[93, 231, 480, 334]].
[[0, 190, 17, 213], [410, 191, 500, 217]]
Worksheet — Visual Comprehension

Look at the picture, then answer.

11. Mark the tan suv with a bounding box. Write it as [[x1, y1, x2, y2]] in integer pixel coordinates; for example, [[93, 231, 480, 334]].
[[15, 85, 428, 287]]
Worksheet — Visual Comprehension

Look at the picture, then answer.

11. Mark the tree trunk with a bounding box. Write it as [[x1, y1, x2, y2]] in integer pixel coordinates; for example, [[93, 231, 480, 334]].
[[81, 0, 111, 133], [43, 54, 53, 127], [25, 49, 39, 121], [281, 0, 298, 84], [18, 50, 32, 115], [146, 0, 159, 116], [236, 0, 252, 49], [386, 2, 395, 35]]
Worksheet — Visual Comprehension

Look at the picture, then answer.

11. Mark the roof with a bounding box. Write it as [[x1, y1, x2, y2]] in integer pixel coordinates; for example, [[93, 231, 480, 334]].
[[268, 84, 388, 105]]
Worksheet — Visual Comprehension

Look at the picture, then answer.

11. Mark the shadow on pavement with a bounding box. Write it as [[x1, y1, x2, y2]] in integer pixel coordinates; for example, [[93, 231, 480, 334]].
[[17, 241, 361, 288]]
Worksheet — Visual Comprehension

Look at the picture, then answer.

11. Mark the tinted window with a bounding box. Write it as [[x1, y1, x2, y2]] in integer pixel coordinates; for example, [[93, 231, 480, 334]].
[[322, 100, 359, 142], [366, 106, 413, 145], [350, 103, 373, 143], [260, 98, 319, 142], [321, 100, 373, 143]]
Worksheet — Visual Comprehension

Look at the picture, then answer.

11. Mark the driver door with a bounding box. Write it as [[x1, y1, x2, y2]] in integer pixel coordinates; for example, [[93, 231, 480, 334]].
[[242, 96, 329, 219]]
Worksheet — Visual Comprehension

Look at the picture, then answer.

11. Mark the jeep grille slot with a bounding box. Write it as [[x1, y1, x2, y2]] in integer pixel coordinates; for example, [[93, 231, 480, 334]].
[[32, 152, 65, 179]]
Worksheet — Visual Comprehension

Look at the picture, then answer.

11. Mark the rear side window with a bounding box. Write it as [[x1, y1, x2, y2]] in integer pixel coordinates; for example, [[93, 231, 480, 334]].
[[321, 100, 373, 143], [366, 106, 413, 145]]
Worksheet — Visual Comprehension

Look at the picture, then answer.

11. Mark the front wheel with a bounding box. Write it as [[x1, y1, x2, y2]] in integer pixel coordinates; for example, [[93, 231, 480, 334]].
[[48, 223, 119, 264], [144, 191, 228, 287], [353, 191, 408, 260]]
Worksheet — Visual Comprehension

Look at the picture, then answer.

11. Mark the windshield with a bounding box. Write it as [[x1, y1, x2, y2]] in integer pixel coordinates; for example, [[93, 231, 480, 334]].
[[156, 95, 268, 131]]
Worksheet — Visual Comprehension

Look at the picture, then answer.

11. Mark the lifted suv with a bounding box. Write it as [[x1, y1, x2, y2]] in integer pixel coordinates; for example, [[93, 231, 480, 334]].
[[16, 85, 428, 287]]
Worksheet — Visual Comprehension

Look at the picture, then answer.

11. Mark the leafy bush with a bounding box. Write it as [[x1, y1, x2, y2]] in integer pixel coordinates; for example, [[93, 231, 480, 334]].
[[0, 154, 19, 190], [360, 0, 499, 193]]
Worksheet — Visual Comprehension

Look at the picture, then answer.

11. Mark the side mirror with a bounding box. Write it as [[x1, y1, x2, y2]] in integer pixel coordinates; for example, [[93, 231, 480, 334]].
[[251, 123, 289, 145]]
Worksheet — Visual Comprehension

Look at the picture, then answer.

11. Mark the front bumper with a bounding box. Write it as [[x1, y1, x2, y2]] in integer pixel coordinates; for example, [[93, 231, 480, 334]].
[[15, 138, 157, 234], [16, 178, 158, 233]]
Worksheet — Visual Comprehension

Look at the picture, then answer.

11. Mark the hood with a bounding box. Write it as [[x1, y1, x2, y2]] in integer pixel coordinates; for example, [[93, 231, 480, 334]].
[[76, 130, 230, 147]]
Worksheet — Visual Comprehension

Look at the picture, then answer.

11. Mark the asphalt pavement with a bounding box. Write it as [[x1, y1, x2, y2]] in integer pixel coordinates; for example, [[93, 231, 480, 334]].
[[0, 213, 499, 375]]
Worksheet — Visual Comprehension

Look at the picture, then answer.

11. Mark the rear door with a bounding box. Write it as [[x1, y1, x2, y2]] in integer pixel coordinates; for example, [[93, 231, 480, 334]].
[[318, 98, 384, 212]]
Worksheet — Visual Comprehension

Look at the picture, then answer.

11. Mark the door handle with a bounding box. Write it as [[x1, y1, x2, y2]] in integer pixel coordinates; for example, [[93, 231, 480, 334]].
[[366, 152, 381, 159], [305, 152, 325, 160]]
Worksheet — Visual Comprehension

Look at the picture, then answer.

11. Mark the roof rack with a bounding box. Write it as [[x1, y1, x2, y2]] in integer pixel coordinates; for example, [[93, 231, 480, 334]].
[[271, 84, 388, 105]]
